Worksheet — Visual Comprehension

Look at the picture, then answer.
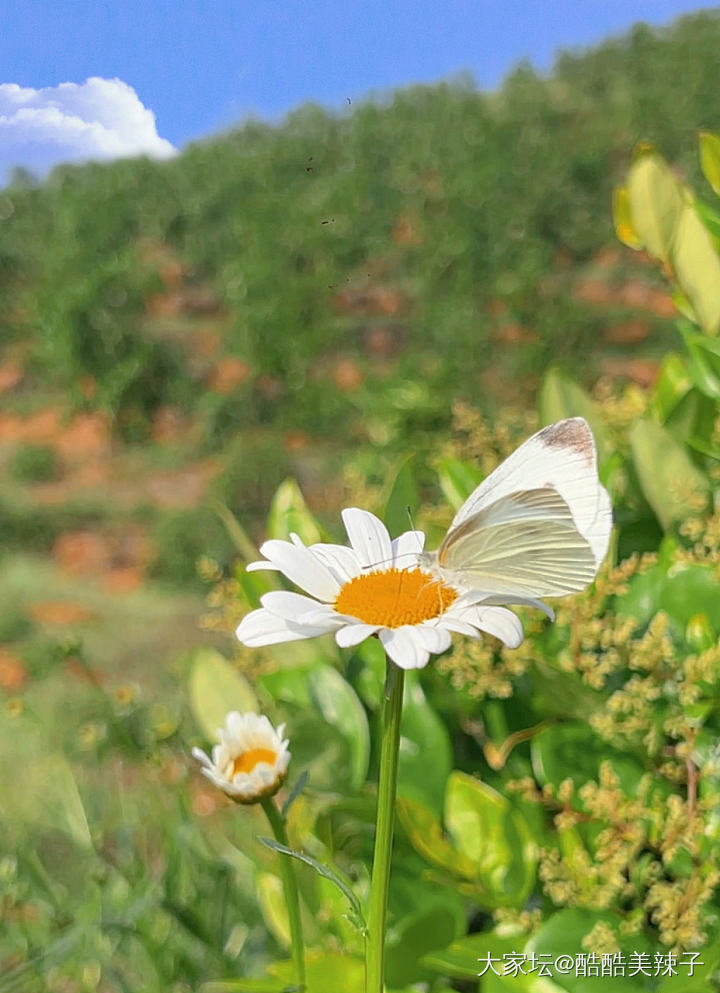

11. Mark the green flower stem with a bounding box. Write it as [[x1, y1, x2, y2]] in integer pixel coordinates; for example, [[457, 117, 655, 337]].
[[366, 656, 405, 993], [261, 796, 306, 989]]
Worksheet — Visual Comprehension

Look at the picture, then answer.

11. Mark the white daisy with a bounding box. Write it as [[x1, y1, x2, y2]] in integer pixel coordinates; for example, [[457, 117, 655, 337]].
[[192, 712, 291, 804], [235, 507, 529, 671], [236, 419, 611, 671]]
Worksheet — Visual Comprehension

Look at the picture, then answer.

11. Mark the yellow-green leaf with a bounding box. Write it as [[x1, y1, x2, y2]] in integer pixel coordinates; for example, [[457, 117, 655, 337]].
[[671, 202, 720, 334], [627, 148, 683, 262], [612, 185, 642, 249], [629, 418, 710, 529], [189, 648, 258, 739], [700, 131, 720, 198], [267, 478, 324, 544]]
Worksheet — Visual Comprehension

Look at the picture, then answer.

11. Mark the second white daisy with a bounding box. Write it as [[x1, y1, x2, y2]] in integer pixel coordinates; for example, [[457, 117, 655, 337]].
[[192, 711, 291, 804]]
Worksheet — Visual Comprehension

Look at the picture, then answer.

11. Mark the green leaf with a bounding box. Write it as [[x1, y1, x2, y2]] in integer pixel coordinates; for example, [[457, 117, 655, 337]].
[[281, 771, 309, 817], [256, 871, 290, 949], [444, 771, 537, 906], [384, 904, 459, 988], [383, 455, 420, 540], [655, 935, 720, 991], [670, 202, 720, 334], [202, 981, 289, 993], [397, 795, 477, 878], [422, 931, 567, 990], [629, 417, 710, 529], [626, 147, 683, 262], [538, 369, 609, 461], [189, 648, 258, 740], [618, 561, 720, 632], [398, 675, 452, 813], [525, 909, 654, 993], [700, 131, 720, 198], [267, 478, 324, 544], [268, 951, 364, 993], [307, 665, 370, 791], [651, 354, 691, 422], [258, 837, 365, 931], [436, 456, 483, 510], [531, 723, 645, 796], [0, 716, 91, 848]]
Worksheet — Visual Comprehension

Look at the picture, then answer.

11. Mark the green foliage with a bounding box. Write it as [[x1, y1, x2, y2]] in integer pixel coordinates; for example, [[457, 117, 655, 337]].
[[9, 442, 59, 483], [8, 16, 720, 992]]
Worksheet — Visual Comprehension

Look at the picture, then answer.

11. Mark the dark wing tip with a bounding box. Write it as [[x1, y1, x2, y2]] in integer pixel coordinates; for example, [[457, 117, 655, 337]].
[[537, 417, 594, 459]]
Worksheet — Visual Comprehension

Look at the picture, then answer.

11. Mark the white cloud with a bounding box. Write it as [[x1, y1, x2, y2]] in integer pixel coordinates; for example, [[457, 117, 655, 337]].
[[0, 77, 176, 182]]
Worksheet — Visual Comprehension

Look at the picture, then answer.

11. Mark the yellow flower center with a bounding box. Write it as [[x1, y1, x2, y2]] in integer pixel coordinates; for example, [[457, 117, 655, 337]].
[[231, 748, 277, 776], [334, 567, 457, 627]]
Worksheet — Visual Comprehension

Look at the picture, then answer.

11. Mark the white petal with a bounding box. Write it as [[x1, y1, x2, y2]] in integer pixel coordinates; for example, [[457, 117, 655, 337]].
[[191, 746, 213, 770], [297, 607, 347, 628], [341, 508, 393, 569], [261, 590, 323, 620], [335, 622, 381, 647], [236, 607, 335, 647], [255, 538, 340, 600], [462, 606, 524, 649], [308, 543, 363, 583], [479, 593, 555, 621], [435, 616, 482, 638], [379, 626, 430, 670], [391, 530, 425, 568], [415, 624, 452, 655], [246, 560, 282, 572]]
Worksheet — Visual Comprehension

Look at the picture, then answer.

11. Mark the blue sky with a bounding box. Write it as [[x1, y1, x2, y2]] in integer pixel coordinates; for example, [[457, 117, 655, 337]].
[[0, 0, 714, 178]]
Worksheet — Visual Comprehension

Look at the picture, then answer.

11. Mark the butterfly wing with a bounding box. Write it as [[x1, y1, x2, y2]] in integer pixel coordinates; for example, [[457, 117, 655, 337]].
[[437, 487, 598, 598], [451, 417, 611, 566]]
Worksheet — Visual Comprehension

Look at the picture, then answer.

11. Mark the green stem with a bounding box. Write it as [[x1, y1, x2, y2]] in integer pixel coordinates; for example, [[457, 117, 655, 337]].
[[261, 796, 306, 989], [366, 656, 405, 993]]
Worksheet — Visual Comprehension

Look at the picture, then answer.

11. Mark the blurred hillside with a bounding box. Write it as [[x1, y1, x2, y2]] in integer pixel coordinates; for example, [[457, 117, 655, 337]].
[[1, 9, 720, 593]]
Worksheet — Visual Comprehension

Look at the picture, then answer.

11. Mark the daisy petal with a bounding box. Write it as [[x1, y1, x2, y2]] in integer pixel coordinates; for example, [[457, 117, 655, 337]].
[[308, 543, 363, 584], [463, 606, 524, 649], [236, 607, 335, 647], [246, 560, 282, 572], [335, 622, 381, 647], [416, 624, 452, 654], [391, 530, 425, 568], [297, 608, 347, 629], [261, 590, 323, 620], [380, 626, 431, 670], [341, 508, 393, 569], [435, 616, 482, 638], [255, 538, 340, 600]]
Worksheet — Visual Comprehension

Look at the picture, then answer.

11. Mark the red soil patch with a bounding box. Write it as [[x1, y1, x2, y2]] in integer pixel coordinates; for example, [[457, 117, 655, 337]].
[[332, 358, 364, 391], [574, 277, 676, 317], [52, 526, 155, 578], [0, 407, 61, 445], [0, 649, 28, 693], [600, 358, 661, 388], [102, 567, 145, 595], [27, 601, 95, 625], [335, 286, 405, 317], [604, 320, 652, 345], [392, 211, 424, 246], [145, 457, 222, 509], [494, 323, 540, 345], [151, 405, 192, 444], [207, 356, 253, 395], [0, 360, 23, 393]]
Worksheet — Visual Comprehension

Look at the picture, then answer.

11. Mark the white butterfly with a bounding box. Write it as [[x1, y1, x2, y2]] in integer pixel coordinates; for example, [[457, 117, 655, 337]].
[[419, 417, 612, 609]]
